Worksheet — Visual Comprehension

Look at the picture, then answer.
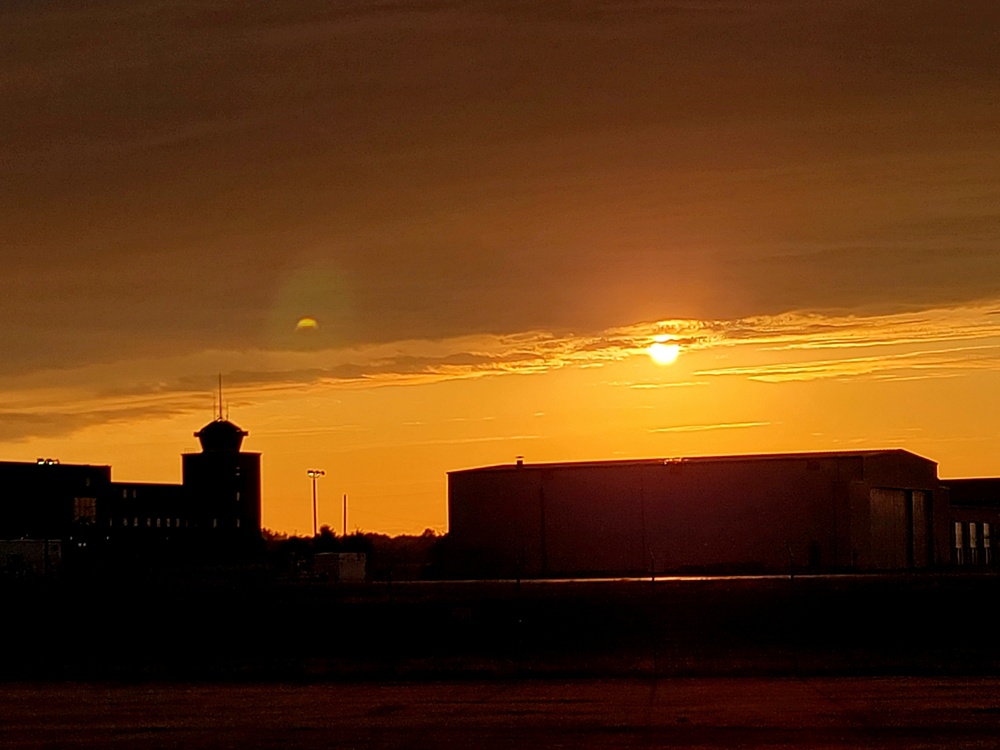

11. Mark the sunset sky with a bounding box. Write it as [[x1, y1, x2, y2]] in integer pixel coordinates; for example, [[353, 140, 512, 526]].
[[3, 1, 1000, 535]]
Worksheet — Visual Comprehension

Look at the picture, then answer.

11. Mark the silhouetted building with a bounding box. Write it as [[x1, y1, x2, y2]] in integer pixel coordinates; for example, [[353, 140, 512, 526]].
[[0, 539, 61, 578], [941, 478, 1000, 567], [449, 450, 949, 577], [0, 417, 262, 568], [0, 460, 111, 556], [183, 418, 261, 551]]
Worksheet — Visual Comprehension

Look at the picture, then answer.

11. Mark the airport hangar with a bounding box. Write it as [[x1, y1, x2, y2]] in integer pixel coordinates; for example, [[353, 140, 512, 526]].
[[448, 450, 952, 577]]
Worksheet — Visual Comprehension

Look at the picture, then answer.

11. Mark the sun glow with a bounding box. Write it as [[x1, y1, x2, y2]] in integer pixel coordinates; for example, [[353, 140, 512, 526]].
[[647, 340, 681, 365], [295, 316, 319, 332]]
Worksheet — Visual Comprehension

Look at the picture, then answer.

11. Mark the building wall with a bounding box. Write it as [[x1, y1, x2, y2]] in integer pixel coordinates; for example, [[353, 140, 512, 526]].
[[102, 481, 188, 557], [182, 451, 261, 552], [0, 442, 262, 565], [943, 478, 1000, 567], [449, 451, 944, 577], [0, 462, 111, 556]]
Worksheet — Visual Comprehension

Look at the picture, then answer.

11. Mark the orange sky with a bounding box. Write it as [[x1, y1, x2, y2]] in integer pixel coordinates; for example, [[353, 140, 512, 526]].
[[3, 2, 1000, 534]]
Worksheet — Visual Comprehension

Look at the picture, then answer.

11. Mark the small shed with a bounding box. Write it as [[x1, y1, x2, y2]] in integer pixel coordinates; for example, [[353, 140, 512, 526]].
[[315, 552, 367, 582]]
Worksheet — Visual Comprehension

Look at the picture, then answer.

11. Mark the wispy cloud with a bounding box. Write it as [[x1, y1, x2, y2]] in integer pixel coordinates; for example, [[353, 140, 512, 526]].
[[4, 301, 1000, 441], [696, 344, 1000, 383], [649, 421, 771, 433], [623, 382, 706, 390]]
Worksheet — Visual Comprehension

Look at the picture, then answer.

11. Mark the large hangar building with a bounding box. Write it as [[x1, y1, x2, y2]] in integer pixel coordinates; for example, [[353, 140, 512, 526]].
[[448, 450, 947, 577]]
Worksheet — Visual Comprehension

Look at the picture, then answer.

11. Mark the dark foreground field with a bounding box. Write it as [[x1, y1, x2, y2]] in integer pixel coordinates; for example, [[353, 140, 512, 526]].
[[5, 677, 1000, 749], [3, 573, 1000, 679]]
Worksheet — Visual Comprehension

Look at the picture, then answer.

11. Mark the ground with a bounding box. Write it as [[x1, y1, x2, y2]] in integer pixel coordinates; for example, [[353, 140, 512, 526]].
[[4, 677, 1000, 749]]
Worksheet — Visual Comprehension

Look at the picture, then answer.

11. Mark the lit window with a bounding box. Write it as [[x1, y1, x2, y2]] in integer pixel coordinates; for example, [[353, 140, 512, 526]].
[[954, 522, 964, 566], [970, 523, 979, 565], [213, 518, 218, 528], [985, 523, 992, 565], [156, 518, 161, 528], [123, 488, 127, 498], [166, 518, 171, 528], [73, 497, 97, 524], [236, 519, 241, 528], [146, 518, 152, 527]]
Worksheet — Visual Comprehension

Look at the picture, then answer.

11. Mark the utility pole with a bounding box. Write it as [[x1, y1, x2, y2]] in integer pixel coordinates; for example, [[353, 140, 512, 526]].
[[307, 469, 325, 537], [343, 493, 348, 537]]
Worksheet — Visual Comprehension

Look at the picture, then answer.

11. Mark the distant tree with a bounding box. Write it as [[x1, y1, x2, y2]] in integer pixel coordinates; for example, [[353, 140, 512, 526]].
[[259, 529, 451, 580], [315, 525, 338, 553], [341, 531, 374, 556]]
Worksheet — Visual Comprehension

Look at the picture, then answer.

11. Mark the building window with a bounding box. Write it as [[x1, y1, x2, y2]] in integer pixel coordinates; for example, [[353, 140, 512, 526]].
[[123, 488, 128, 499], [133, 517, 138, 527], [954, 522, 964, 566], [73, 497, 97, 525], [970, 522, 979, 565], [985, 523, 992, 565], [212, 518, 218, 528], [166, 518, 171, 528], [236, 519, 241, 528], [146, 518, 152, 527]]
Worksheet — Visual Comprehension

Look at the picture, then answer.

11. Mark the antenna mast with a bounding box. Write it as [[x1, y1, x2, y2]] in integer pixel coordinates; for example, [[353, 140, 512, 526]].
[[218, 373, 223, 421]]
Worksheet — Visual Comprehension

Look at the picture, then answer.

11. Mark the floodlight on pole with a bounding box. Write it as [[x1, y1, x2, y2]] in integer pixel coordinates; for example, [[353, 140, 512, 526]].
[[307, 469, 325, 537]]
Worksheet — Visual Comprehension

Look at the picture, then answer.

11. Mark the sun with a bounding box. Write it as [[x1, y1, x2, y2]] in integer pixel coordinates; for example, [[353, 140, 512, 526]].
[[295, 316, 319, 332], [647, 340, 680, 365]]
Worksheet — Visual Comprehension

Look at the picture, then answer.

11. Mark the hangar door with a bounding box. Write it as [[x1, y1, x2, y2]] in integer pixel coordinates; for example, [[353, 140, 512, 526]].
[[911, 490, 930, 568], [870, 488, 908, 569]]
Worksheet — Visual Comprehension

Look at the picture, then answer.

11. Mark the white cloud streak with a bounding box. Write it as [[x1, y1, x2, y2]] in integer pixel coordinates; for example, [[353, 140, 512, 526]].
[[649, 421, 771, 433]]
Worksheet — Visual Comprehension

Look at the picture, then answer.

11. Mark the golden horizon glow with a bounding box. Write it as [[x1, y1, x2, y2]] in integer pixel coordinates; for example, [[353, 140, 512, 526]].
[[295, 317, 319, 332], [6, 302, 1000, 536]]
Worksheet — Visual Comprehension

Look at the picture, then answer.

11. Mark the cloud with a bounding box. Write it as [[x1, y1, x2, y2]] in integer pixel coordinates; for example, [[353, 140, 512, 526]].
[[4, 300, 1000, 443], [696, 347, 1000, 384], [3, 0, 1000, 382], [0, 402, 196, 444], [649, 421, 771, 433]]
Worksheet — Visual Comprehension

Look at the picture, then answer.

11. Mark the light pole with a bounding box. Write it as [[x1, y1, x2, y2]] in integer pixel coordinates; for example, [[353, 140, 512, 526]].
[[307, 469, 325, 537]]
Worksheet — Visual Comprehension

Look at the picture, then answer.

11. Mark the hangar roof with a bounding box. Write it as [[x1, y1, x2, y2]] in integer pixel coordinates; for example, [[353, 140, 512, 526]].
[[449, 449, 935, 475]]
